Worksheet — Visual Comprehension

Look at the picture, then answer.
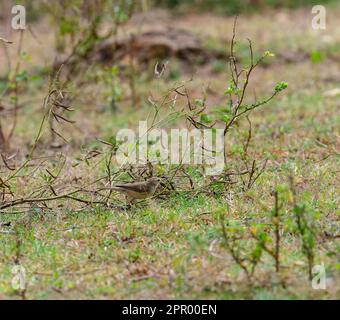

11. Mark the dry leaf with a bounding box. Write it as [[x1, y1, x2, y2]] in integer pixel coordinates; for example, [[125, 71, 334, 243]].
[[0, 37, 13, 44]]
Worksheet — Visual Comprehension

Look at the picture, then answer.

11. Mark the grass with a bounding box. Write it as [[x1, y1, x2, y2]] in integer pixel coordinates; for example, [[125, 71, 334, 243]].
[[0, 175, 338, 299], [0, 3, 339, 300]]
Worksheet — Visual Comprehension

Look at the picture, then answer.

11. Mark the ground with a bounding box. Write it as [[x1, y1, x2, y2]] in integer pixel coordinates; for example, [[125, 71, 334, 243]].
[[0, 3, 339, 299]]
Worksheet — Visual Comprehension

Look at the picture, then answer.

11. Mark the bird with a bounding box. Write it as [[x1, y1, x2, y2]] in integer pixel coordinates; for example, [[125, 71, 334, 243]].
[[111, 177, 161, 204]]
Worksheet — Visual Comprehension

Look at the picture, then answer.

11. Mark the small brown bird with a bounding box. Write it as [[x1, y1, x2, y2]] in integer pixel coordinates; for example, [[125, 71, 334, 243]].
[[112, 177, 161, 204]]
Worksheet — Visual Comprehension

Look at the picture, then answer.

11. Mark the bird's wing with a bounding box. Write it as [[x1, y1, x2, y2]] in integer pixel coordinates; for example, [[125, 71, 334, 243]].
[[113, 182, 148, 193]]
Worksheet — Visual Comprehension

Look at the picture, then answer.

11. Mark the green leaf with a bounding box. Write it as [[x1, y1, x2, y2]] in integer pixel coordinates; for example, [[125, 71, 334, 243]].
[[274, 82, 288, 92], [200, 113, 212, 124], [111, 65, 119, 76], [225, 83, 240, 95], [221, 114, 231, 123], [59, 20, 77, 36], [15, 70, 28, 82], [21, 52, 32, 62], [310, 50, 326, 64], [195, 99, 204, 107]]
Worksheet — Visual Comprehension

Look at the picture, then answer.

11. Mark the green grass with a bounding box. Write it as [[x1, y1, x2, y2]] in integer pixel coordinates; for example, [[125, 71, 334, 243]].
[[0, 4, 340, 300], [1, 148, 339, 299]]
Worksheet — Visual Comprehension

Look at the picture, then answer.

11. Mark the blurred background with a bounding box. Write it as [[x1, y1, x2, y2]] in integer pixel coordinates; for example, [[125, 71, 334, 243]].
[[0, 0, 339, 150]]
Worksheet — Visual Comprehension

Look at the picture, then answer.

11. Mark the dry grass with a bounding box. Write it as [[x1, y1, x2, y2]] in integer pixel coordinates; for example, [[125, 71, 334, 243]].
[[0, 4, 339, 299]]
